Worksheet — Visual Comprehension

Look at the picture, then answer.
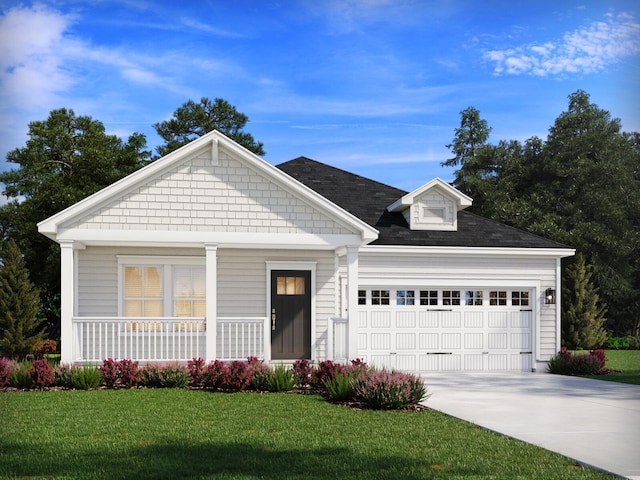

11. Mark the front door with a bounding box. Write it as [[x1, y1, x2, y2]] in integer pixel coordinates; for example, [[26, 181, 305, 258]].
[[271, 270, 311, 360]]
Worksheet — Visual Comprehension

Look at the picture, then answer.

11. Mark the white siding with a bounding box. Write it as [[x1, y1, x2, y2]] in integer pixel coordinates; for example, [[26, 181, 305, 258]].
[[62, 149, 353, 236]]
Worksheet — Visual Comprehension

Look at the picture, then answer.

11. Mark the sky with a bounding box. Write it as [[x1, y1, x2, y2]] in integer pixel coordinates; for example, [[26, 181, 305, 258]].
[[1, 0, 639, 206]]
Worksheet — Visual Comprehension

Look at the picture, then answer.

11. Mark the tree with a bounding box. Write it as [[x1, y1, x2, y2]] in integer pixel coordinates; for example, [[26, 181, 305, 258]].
[[0, 108, 152, 338], [153, 97, 265, 157], [562, 253, 608, 349], [0, 239, 43, 358]]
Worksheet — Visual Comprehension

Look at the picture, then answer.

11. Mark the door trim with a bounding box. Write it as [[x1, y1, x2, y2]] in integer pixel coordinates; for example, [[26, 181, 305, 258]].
[[266, 261, 317, 361]]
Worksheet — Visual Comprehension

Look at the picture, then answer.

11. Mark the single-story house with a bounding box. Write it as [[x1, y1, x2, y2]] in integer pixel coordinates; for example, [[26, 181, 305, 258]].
[[38, 130, 574, 372]]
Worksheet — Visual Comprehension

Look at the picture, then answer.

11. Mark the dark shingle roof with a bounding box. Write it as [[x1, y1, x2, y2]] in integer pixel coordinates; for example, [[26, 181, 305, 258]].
[[277, 157, 570, 249]]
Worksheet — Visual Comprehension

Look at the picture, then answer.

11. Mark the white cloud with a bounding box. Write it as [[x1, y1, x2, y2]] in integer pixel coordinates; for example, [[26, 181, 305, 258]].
[[484, 13, 640, 76]]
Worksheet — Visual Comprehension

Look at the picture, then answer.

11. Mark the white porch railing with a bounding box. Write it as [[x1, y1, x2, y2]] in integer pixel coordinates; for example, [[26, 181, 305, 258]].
[[328, 317, 349, 363], [217, 317, 270, 361], [71, 316, 269, 364]]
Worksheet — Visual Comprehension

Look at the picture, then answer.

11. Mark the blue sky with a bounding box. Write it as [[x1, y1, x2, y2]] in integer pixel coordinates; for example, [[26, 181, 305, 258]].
[[1, 0, 639, 205]]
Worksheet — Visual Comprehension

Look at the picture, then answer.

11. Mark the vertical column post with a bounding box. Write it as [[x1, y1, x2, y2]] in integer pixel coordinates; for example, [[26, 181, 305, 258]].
[[205, 243, 218, 362], [346, 246, 359, 360], [59, 240, 75, 364]]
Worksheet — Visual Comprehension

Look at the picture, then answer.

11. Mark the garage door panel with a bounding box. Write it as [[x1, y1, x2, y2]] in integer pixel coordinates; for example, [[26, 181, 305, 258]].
[[358, 311, 368, 328], [419, 333, 439, 349], [441, 333, 462, 349], [371, 311, 391, 328], [511, 332, 531, 349], [464, 354, 485, 371], [464, 332, 483, 349], [419, 311, 439, 328], [396, 333, 416, 350], [358, 333, 368, 350], [488, 311, 509, 328], [397, 311, 416, 328], [488, 332, 508, 349], [396, 355, 416, 371], [464, 312, 484, 328], [488, 354, 508, 370], [370, 333, 391, 350], [511, 353, 532, 370], [441, 312, 462, 328]]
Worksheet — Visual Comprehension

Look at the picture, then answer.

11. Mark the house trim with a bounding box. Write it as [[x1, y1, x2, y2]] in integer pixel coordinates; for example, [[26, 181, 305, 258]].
[[361, 245, 575, 258]]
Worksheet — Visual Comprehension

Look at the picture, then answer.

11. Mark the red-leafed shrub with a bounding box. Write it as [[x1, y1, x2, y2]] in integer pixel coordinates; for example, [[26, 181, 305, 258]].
[[225, 360, 252, 390], [202, 360, 227, 389], [99, 358, 140, 388], [547, 349, 607, 376], [188, 357, 206, 388], [28, 358, 54, 389], [312, 360, 346, 388], [292, 359, 314, 388], [246, 356, 270, 390]]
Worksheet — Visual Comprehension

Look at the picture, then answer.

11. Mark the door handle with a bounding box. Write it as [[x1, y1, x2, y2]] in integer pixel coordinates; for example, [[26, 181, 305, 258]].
[[271, 309, 276, 331]]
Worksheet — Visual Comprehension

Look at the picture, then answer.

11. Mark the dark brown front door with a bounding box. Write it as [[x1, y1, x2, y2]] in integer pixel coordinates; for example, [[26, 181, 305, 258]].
[[271, 270, 311, 360]]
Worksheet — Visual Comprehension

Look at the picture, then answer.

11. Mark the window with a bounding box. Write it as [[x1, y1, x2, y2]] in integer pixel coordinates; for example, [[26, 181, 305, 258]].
[[358, 290, 367, 305], [512, 291, 530, 306], [420, 290, 438, 306], [396, 290, 415, 306], [371, 290, 390, 305], [490, 291, 507, 306], [465, 290, 483, 306], [276, 276, 305, 295], [442, 290, 461, 306], [124, 266, 163, 317], [173, 266, 206, 317]]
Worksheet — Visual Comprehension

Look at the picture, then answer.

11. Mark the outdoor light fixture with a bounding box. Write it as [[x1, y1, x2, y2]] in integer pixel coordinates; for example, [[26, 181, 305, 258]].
[[545, 288, 556, 305]]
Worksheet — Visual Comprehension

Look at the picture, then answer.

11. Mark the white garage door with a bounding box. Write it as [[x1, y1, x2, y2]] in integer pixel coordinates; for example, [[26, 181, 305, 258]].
[[357, 288, 533, 372]]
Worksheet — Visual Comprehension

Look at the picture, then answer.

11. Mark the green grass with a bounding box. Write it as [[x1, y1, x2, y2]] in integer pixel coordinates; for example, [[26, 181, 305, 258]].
[[0, 389, 615, 479], [585, 350, 640, 385]]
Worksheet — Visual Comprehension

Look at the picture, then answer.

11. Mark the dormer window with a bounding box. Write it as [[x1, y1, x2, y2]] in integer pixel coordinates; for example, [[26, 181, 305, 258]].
[[387, 178, 472, 231]]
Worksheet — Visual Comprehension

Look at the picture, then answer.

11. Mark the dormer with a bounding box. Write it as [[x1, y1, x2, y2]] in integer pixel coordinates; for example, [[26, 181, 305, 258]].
[[387, 178, 472, 231]]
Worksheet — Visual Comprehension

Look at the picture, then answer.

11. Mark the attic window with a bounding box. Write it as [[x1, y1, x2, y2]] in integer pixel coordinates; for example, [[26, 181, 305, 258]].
[[421, 206, 445, 222]]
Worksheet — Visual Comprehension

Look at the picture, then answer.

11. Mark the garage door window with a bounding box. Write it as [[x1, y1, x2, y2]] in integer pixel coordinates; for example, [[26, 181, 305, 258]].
[[420, 290, 438, 306], [512, 291, 530, 306], [443, 290, 461, 306], [465, 290, 483, 306], [372, 290, 390, 305], [397, 290, 415, 306], [490, 290, 507, 306]]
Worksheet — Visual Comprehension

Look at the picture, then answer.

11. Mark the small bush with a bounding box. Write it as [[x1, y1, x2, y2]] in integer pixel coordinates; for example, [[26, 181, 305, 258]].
[[140, 364, 164, 388], [265, 364, 295, 392], [160, 364, 189, 388], [0, 358, 16, 388], [547, 348, 607, 376], [54, 364, 74, 388], [604, 336, 639, 350], [323, 371, 356, 401], [292, 359, 314, 388], [247, 357, 270, 391], [33, 339, 58, 359], [312, 360, 345, 388], [10, 361, 32, 389], [187, 357, 206, 388], [202, 360, 227, 390], [99, 358, 140, 388], [354, 370, 428, 410], [28, 358, 54, 389], [71, 366, 102, 390], [225, 360, 252, 390]]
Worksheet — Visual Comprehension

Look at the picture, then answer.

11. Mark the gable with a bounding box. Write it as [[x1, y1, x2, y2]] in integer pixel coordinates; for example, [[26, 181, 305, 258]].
[[39, 132, 378, 247]]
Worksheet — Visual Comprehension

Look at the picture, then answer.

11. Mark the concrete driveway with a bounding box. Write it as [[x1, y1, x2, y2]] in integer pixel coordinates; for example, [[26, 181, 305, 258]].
[[422, 373, 640, 479]]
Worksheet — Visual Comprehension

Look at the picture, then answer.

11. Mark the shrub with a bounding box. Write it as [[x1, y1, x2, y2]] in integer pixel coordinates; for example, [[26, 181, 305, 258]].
[[202, 360, 227, 390], [28, 358, 54, 389], [99, 358, 140, 388], [140, 364, 164, 388], [0, 357, 16, 388], [10, 361, 32, 389], [71, 366, 102, 390], [604, 336, 639, 350], [247, 357, 270, 391], [265, 364, 295, 392], [188, 357, 206, 388], [311, 360, 345, 388], [323, 371, 356, 402], [160, 364, 189, 388], [54, 364, 74, 388], [292, 359, 314, 388], [547, 348, 606, 376], [224, 360, 252, 390], [33, 339, 58, 359], [354, 370, 428, 410]]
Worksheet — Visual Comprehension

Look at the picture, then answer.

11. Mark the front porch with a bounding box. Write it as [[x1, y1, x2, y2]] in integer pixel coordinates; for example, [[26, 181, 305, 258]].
[[68, 316, 349, 365]]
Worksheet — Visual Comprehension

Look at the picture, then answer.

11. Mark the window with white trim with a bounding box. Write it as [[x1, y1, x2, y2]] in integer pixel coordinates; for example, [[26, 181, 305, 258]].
[[173, 266, 206, 317], [442, 290, 461, 306], [358, 290, 367, 305], [371, 290, 390, 305], [124, 266, 164, 317], [489, 291, 507, 306], [512, 291, 530, 306], [420, 290, 438, 306], [465, 290, 483, 306]]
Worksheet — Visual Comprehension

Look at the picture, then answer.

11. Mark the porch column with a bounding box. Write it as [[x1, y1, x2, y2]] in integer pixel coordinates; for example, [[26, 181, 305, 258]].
[[205, 243, 218, 362], [59, 240, 75, 364], [346, 246, 359, 360]]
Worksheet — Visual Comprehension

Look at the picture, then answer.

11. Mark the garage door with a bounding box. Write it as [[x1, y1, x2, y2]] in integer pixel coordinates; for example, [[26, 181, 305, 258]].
[[357, 288, 533, 372]]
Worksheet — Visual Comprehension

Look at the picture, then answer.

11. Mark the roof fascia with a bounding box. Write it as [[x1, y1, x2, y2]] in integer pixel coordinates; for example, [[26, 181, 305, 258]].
[[361, 245, 576, 259]]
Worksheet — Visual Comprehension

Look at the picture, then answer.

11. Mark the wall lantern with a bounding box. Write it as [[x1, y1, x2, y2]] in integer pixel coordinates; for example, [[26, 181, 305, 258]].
[[545, 288, 556, 305]]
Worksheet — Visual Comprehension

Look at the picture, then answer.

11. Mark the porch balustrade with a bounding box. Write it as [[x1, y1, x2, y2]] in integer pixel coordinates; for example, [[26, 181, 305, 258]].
[[71, 316, 269, 364]]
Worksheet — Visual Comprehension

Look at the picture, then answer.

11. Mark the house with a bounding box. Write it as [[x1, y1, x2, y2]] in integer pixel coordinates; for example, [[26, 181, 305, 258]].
[[38, 130, 574, 372]]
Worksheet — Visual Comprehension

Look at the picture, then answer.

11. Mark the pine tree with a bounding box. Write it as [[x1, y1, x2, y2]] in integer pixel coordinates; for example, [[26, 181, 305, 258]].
[[0, 239, 43, 358], [562, 253, 608, 349]]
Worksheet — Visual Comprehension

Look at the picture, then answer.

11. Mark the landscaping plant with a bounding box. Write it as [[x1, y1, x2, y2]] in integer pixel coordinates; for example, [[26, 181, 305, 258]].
[[547, 348, 607, 376], [265, 364, 295, 392]]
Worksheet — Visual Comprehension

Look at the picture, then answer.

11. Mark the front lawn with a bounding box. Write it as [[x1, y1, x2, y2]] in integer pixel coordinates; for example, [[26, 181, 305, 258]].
[[0, 389, 614, 479], [587, 350, 640, 385]]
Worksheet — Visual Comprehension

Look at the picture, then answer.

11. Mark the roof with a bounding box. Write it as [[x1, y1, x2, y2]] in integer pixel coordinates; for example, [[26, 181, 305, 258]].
[[277, 157, 571, 249], [387, 177, 472, 213]]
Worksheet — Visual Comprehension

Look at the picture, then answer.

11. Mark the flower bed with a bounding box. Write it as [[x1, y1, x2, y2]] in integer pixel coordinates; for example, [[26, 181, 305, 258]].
[[0, 356, 428, 411]]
